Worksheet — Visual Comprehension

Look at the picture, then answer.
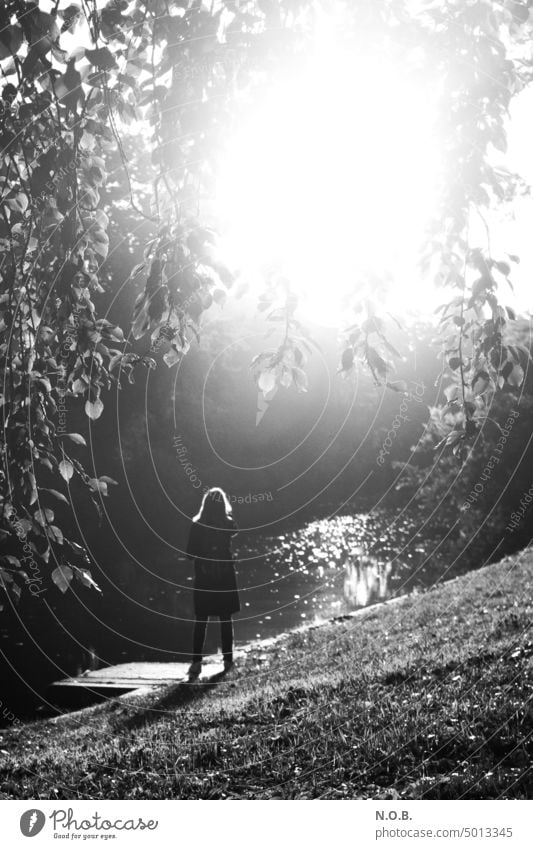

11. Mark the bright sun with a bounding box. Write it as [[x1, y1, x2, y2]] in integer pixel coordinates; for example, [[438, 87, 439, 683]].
[[213, 32, 441, 326]]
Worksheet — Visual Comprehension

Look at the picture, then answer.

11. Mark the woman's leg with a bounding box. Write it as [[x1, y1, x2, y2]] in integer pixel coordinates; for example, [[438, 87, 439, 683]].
[[192, 617, 208, 664], [220, 617, 233, 664]]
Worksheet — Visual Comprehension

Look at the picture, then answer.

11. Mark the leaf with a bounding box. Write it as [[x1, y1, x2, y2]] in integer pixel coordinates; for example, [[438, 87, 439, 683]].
[[66, 540, 90, 560], [51, 43, 68, 63], [107, 325, 124, 342], [292, 367, 308, 392], [495, 260, 511, 276], [6, 193, 29, 215], [60, 4, 82, 33], [51, 565, 74, 594], [28, 473, 38, 505], [444, 384, 459, 402], [81, 130, 96, 151], [0, 25, 23, 60], [163, 346, 181, 367], [95, 209, 109, 229], [85, 397, 104, 420], [42, 203, 64, 230], [448, 356, 462, 371], [445, 430, 463, 447], [60, 433, 87, 446], [48, 525, 64, 545], [258, 370, 277, 394], [88, 478, 108, 495], [43, 488, 69, 504], [508, 2, 530, 24], [366, 346, 389, 379], [472, 370, 490, 396], [85, 46, 117, 71], [71, 379, 87, 394], [501, 361, 514, 381], [34, 376, 52, 394], [74, 568, 101, 592], [2, 555, 21, 569], [93, 239, 109, 259], [280, 368, 292, 388], [34, 508, 54, 526], [129, 262, 145, 280], [507, 364, 524, 387], [59, 460, 74, 482], [386, 380, 408, 394], [341, 348, 354, 371]]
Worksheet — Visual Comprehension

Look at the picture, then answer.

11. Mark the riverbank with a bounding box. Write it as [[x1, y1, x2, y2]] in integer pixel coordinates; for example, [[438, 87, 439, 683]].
[[0, 547, 532, 799]]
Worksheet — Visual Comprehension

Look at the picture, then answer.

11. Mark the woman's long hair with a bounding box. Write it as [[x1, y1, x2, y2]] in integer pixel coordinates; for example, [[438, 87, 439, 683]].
[[193, 487, 233, 528]]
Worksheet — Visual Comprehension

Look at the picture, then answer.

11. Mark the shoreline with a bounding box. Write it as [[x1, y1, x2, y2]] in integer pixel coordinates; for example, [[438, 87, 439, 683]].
[[1, 545, 532, 799]]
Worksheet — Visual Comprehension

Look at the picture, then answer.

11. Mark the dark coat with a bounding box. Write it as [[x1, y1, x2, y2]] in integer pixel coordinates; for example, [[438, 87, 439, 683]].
[[186, 516, 240, 618]]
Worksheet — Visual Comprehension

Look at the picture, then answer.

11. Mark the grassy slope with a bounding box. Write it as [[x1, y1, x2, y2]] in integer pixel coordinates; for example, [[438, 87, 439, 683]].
[[1, 548, 532, 800]]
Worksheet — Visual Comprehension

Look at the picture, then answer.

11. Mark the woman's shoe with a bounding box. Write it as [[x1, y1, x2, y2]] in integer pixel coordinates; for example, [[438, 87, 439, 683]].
[[188, 661, 202, 680]]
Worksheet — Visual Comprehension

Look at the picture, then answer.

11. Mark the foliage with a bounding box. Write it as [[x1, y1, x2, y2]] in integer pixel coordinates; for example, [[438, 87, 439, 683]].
[[389, 325, 533, 565], [0, 0, 277, 600], [338, 1, 532, 449], [1, 0, 532, 601]]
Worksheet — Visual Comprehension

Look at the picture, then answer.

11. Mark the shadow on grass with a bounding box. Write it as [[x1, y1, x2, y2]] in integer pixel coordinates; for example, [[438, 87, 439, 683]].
[[119, 670, 228, 731]]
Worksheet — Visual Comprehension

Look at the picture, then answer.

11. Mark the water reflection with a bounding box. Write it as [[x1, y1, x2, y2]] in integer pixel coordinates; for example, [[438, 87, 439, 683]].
[[343, 554, 393, 608], [2, 507, 455, 721], [236, 509, 449, 641]]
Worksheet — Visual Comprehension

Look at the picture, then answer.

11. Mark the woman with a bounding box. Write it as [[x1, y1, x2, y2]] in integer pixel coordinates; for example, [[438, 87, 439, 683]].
[[186, 487, 239, 680]]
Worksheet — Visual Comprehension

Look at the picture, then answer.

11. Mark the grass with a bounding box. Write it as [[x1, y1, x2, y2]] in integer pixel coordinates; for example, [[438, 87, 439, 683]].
[[1, 547, 532, 799]]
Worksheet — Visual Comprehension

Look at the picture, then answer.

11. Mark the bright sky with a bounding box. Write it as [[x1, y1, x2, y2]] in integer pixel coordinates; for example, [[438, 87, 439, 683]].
[[213, 42, 533, 326], [214, 44, 440, 326]]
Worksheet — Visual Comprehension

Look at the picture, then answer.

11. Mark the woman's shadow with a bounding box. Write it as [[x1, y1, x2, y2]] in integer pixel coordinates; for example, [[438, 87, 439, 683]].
[[117, 669, 228, 732]]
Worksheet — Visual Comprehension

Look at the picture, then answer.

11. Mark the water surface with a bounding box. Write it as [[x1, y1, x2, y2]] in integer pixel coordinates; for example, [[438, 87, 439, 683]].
[[0, 508, 462, 721]]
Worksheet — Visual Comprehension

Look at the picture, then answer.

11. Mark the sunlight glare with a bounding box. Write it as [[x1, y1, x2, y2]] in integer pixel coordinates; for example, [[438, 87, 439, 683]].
[[214, 40, 440, 326]]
